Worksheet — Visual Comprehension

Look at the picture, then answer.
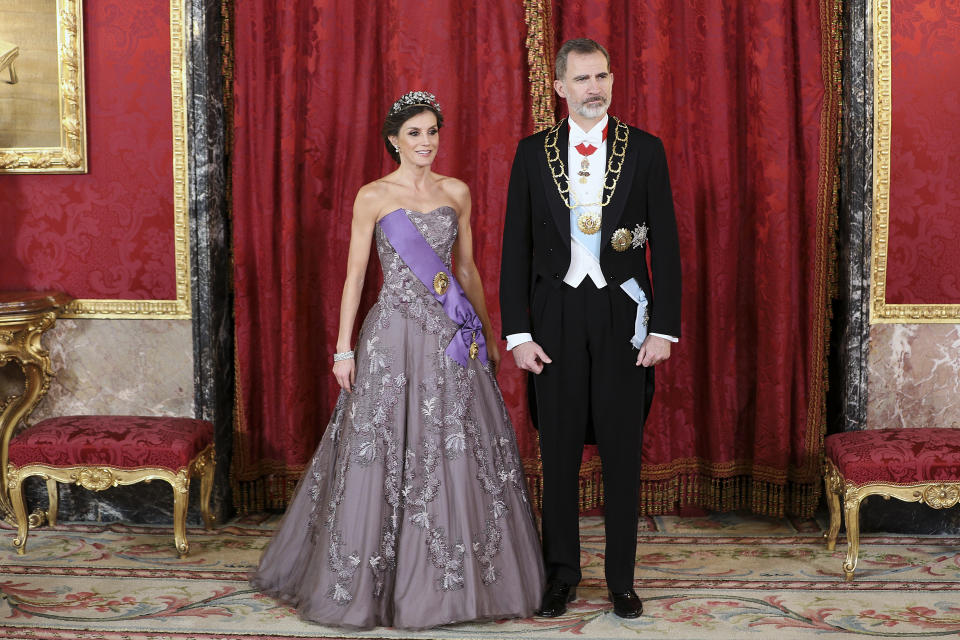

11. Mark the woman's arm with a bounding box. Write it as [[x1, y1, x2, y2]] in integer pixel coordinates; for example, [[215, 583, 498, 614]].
[[333, 187, 380, 391], [449, 180, 501, 373]]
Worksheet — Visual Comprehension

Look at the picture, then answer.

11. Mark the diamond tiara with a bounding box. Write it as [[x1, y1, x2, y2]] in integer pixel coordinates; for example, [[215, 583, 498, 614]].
[[389, 90, 442, 116]]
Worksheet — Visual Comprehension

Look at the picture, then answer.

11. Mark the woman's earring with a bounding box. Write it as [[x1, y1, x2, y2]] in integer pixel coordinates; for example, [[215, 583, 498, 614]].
[[393, 144, 399, 153]]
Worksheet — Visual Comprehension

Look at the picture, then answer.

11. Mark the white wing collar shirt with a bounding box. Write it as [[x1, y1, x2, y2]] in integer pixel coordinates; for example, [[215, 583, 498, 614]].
[[564, 115, 608, 288]]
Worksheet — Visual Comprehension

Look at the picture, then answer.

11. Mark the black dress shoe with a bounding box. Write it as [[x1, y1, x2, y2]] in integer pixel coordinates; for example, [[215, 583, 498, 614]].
[[535, 580, 577, 617], [608, 589, 643, 618]]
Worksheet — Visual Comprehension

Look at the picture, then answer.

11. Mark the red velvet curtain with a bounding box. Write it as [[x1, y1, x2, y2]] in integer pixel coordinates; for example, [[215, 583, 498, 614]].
[[230, 0, 533, 510], [232, 0, 840, 517], [548, 0, 840, 515]]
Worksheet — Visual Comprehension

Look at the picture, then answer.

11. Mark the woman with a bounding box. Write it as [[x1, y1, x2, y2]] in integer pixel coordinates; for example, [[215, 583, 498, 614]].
[[251, 91, 545, 630]]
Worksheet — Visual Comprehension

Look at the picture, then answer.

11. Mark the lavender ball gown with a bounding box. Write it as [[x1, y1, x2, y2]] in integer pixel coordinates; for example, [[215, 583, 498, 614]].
[[251, 207, 545, 630]]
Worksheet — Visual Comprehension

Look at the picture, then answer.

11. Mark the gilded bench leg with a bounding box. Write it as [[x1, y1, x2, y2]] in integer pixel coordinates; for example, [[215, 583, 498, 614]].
[[172, 470, 190, 558], [823, 462, 842, 551], [8, 468, 29, 554], [45, 478, 59, 526], [199, 448, 215, 531], [842, 489, 863, 581]]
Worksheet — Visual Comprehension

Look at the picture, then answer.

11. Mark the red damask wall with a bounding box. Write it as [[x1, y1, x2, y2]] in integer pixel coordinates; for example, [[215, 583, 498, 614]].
[[886, 0, 960, 304], [0, 0, 176, 300]]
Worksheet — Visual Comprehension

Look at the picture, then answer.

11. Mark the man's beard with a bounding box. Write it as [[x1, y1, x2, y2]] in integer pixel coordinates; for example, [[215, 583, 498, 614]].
[[574, 96, 608, 119]]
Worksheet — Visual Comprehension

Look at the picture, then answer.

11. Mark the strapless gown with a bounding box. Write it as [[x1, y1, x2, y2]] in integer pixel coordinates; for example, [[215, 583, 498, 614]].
[[251, 206, 545, 630]]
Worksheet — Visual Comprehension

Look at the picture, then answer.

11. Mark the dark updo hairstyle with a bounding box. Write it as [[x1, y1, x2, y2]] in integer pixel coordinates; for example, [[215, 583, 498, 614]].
[[382, 91, 444, 164]]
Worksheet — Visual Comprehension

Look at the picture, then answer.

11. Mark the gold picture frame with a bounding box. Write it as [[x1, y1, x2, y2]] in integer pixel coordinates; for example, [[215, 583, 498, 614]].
[[870, 0, 960, 323], [62, 0, 190, 319], [0, 0, 87, 174]]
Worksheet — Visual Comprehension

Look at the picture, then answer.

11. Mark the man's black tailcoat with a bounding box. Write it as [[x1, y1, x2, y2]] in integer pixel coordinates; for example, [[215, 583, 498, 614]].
[[499, 117, 682, 591], [500, 118, 681, 340]]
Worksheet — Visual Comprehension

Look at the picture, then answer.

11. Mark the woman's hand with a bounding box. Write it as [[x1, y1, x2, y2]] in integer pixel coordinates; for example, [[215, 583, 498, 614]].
[[486, 339, 501, 375], [333, 358, 356, 392]]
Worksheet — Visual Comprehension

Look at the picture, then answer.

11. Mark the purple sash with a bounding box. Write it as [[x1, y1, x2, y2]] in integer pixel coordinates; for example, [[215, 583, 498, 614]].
[[378, 209, 488, 367]]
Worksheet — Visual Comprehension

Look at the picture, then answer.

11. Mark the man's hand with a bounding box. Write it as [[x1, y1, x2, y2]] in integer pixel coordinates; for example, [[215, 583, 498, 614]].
[[512, 340, 552, 374], [637, 335, 671, 367]]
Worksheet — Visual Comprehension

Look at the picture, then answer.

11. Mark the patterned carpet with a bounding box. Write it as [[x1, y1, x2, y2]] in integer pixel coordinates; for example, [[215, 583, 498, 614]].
[[3, 511, 960, 639]]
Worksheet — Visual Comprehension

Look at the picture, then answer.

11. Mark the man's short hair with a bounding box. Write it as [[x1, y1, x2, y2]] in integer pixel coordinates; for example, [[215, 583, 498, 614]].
[[555, 38, 611, 81]]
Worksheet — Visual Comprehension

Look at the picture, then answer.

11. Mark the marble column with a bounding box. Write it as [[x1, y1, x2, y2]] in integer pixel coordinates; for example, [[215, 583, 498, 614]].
[[828, 0, 872, 434], [186, 0, 234, 525]]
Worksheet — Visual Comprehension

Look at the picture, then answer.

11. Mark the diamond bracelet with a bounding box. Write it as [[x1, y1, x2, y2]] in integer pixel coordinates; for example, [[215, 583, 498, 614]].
[[333, 350, 355, 362]]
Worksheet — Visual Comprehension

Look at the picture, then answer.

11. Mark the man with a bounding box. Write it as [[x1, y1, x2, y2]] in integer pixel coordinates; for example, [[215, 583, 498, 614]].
[[499, 38, 681, 619]]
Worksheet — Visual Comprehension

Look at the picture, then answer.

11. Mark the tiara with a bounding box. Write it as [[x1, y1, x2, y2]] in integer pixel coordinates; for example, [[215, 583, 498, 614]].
[[389, 90, 442, 116]]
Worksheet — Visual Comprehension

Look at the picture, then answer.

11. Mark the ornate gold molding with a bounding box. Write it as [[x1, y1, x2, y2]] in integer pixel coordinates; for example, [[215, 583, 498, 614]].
[[74, 466, 116, 491], [870, 0, 960, 323], [63, 296, 190, 320], [63, 0, 191, 319], [0, 0, 87, 174]]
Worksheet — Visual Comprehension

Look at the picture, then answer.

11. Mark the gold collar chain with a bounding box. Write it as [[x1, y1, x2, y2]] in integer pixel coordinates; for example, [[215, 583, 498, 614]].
[[544, 116, 629, 208]]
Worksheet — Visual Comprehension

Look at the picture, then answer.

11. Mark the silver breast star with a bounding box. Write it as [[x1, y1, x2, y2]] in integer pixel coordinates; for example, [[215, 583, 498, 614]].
[[632, 223, 648, 249]]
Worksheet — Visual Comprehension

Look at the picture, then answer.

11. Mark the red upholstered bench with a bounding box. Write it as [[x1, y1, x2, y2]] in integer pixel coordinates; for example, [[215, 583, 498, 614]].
[[823, 428, 960, 580], [6, 416, 215, 557]]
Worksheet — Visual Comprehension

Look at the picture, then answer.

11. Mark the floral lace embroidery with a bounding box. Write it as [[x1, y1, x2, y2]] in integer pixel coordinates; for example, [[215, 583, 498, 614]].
[[308, 326, 408, 605], [428, 527, 466, 591], [369, 373, 407, 598], [327, 530, 361, 604], [473, 518, 503, 585], [323, 419, 358, 604], [363, 367, 407, 598], [306, 395, 344, 543], [300, 207, 535, 604]]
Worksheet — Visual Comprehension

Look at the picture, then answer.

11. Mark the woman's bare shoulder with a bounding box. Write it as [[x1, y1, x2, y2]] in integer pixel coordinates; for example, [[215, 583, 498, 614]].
[[354, 178, 399, 218], [356, 178, 391, 202], [435, 174, 468, 194], [435, 175, 470, 210]]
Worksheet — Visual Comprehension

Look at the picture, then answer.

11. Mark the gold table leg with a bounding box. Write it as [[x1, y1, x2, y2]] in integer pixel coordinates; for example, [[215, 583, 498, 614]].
[[1, 325, 57, 522], [0, 292, 71, 525]]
